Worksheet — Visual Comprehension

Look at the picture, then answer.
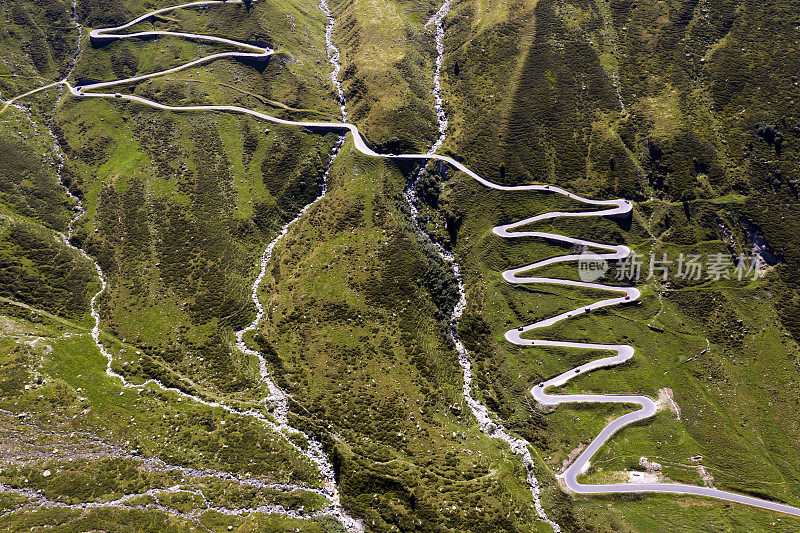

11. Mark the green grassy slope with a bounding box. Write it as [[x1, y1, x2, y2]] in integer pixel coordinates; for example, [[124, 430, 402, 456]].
[[0, 0, 78, 92], [428, 0, 800, 527], [250, 141, 553, 531], [52, 95, 339, 396], [330, 0, 441, 152], [3, 0, 800, 530]]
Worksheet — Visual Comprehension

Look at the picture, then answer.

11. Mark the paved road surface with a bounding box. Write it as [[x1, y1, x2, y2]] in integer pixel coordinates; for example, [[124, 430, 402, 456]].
[[7, 0, 799, 521]]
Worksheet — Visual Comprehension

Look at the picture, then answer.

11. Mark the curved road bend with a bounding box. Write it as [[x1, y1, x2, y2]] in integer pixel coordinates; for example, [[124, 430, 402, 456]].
[[8, 0, 798, 521]]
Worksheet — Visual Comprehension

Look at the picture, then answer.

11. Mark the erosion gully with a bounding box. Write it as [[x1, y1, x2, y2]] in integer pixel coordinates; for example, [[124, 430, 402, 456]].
[[2, 1, 360, 530], [4, 0, 800, 527], [404, 2, 561, 530]]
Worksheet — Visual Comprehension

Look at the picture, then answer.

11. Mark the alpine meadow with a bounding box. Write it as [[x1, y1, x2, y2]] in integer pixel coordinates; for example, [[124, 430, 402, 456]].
[[1, 0, 800, 531]]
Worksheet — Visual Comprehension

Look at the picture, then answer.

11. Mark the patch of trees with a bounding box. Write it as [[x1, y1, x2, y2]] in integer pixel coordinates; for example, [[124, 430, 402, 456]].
[[0, 222, 93, 318], [0, 138, 71, 231]]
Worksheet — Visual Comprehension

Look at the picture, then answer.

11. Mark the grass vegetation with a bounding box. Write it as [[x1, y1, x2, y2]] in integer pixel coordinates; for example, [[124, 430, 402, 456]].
[[3, 0, 800, 529], [0, 0, 78, 91], [249, 142, 554, 531], [422, 0, 800, 528], [329, 0, 441, 152]]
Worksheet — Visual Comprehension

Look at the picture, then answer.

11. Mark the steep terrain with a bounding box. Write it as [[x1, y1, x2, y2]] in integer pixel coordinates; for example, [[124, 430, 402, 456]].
[[1, 0, 800, 531], [421, 0, 800, 529], [0, 0, 358, 529]]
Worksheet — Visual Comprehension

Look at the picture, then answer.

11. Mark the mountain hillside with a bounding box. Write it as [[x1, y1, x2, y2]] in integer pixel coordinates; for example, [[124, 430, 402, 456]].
[[1, 0, 799, 531]]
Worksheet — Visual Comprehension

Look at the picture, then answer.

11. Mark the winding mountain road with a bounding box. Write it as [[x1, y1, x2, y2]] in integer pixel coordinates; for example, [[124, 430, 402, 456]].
[[505, 213, 800, 517], [5, 0, 800, 524]]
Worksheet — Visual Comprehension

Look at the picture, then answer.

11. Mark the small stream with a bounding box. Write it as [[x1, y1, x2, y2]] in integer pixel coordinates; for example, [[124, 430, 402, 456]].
[[427, 0, 450, 155], [5, 2, 361, 530], [405, 3, 561, 530], [319, 0, 347, 122], [231, 1, 359, 529]]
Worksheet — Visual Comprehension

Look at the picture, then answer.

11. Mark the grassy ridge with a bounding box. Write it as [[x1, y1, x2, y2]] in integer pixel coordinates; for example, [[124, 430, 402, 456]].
[[250, 142, 560, 531], [431, 0, 800, 527], [331, 0, 440, 152]]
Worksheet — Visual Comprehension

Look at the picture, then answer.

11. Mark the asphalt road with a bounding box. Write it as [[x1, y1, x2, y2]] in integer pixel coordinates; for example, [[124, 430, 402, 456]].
[[22, 0, 800, 520]]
